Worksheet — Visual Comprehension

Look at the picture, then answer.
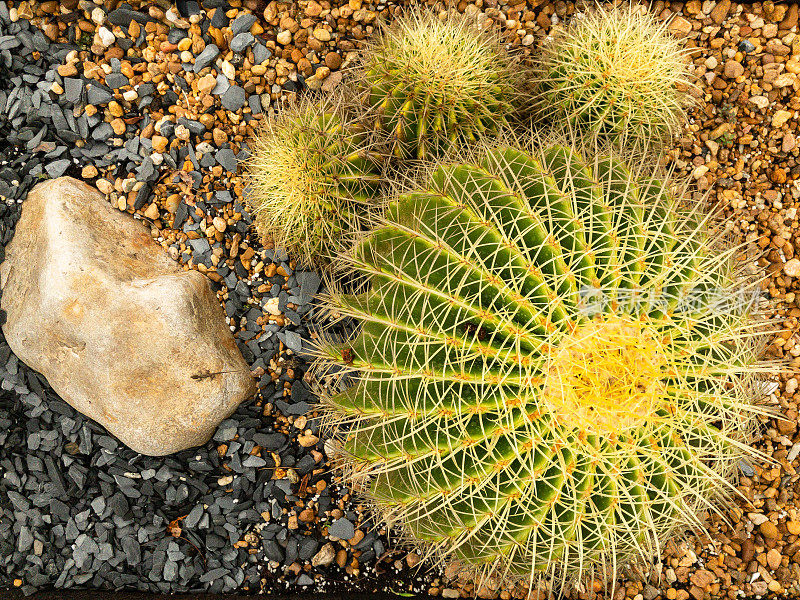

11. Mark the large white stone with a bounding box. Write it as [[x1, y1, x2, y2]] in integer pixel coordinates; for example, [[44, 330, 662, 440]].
[[0, 177, 256, 455]]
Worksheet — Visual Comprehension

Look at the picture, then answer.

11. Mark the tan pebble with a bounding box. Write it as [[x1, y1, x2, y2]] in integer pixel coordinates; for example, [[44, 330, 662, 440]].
[[213, 129, 228, 146], [122, 90, 138, 102], [771, 168, 787, 184], [197, 73, 217, 94], [297, 58, 312, 75], [315, 66, 330, 80], [768, 580, 783, 593], [787, 520, 800, 535], [57, 63, 78, 77], [276, 30, 292, 45], [96, 179, 114, 195], [668, 16, 692, 36], [175, 124, 191, 141], [264, 297, 281, 315], [217, 475, 234, 486], [165, 195, 181, 214], [212, 216, 227, 232], [178, 37, 192, 52], [110, 118, 126, 135], [108, 101, 124, 117], [335, 549, 347, 568], [221, 60, 236, 80], [81, 165, 99, 179], [298, 432, 319, 447], [325, 51, 342, 69], [287, 514, 299, 529], [313, 28, 331, 42], [312, 543, 335, 567], [152, 135, 169, 153], [785, 259, 800, 278], [251, 64, 267, 75], [766, 548, 782, 570], [49, 82, 63, 95], [760, 520, 779, 539], [299, 508, 315, 522], [143, 203, 159, 220], [772, 110, 793, 128], [783, 133, 797, 152], [406, 552, 420, 568], [349, 529, 364, 545], [709, 0, 731, 24], [306, 0, 323, 16], [723, 60, 744, 79]]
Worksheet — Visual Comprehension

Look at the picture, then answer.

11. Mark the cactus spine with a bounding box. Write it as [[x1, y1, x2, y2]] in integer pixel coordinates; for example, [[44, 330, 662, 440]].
[[244, 97, 383, 266], [314, 142, 769, 585], [533, 5, 693, 147], [359, 9, 517, 160]]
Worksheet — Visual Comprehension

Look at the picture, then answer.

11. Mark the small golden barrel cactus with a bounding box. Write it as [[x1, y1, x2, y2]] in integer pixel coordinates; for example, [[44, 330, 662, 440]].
[[243, 97, 383, 266], [359, 9, 518, 160], [314, 141, 770, 586], [533, 5, 693, 147]]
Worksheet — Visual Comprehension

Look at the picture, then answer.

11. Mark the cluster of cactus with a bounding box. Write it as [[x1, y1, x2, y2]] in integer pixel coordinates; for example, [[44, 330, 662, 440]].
[[532, 5, 693, 147], [358, 10, 517, 159], [243, 97, 383, 266], [314, 142, 768, 584], [244, 2, 772, 594]]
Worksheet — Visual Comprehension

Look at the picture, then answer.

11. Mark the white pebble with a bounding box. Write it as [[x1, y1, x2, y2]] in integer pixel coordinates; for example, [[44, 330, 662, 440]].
[[91, 7, 105, 25], [221, 60, 236, 80], [784, 258, 800, 278], [97, 26, 115, 48]]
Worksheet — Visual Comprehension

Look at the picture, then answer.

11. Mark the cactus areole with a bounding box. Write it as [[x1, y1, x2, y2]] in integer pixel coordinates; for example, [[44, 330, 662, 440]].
[[317, 144, 766, 585]]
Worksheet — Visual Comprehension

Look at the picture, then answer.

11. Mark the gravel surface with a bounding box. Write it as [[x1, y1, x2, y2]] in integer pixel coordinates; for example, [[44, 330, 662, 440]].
[[0, 0, 799, 599]]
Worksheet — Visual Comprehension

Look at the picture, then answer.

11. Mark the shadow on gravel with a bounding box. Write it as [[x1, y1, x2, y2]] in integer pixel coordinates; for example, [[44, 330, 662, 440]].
[[3, 590, 417, 600]]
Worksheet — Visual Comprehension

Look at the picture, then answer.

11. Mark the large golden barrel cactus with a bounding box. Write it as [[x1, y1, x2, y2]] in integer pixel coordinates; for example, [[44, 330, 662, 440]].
[[314, 141, 770, 586]]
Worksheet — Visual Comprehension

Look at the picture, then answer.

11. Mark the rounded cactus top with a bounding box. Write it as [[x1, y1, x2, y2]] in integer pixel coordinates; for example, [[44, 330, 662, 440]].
[[360, 10, 517, 159], [316, 141, 770, 587], [243, 97, 382, 266], [535, 6, 693, 147]]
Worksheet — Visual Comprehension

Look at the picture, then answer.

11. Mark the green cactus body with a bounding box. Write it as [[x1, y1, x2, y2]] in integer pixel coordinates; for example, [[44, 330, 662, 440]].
[[317, 143, 767, 584], [244, 99, 382, 266], [360, 10, 516, 160], [534, 6, 692, 148]]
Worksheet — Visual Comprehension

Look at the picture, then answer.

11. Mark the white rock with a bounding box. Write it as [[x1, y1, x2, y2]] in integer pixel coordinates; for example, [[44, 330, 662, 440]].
[[0, 177, 256, 456], [784, 258, 800, 278], [97, 26, 115, 48], [749, 95, 769, 110]]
